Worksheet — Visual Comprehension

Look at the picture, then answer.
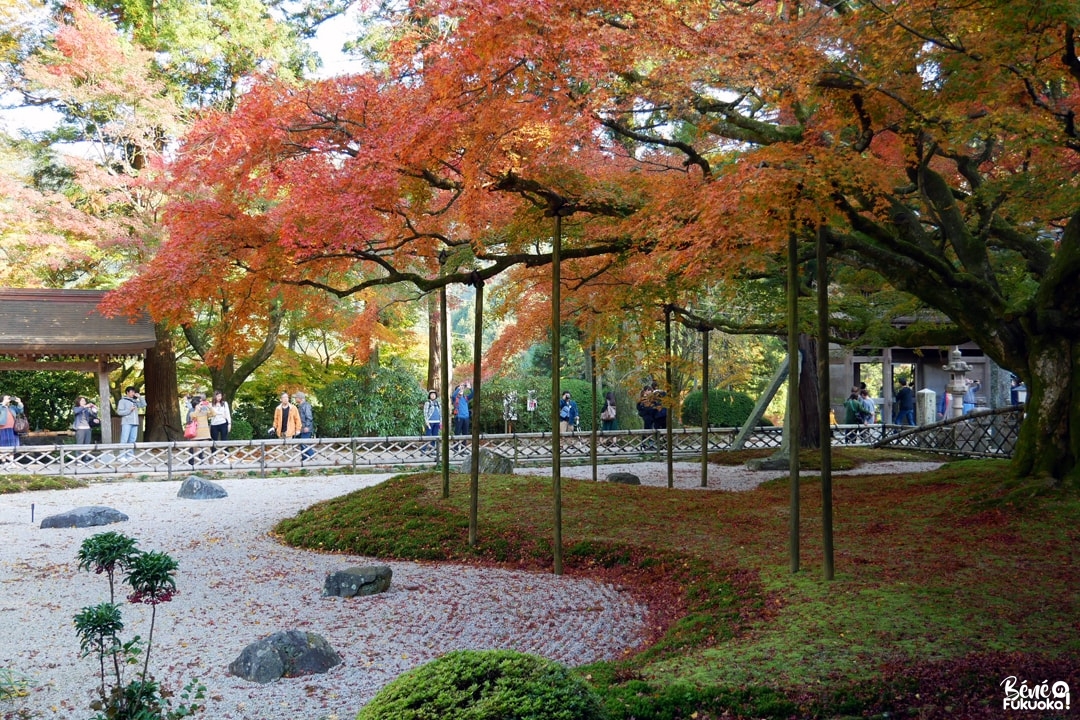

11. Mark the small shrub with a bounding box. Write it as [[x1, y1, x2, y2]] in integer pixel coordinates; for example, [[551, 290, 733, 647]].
[[681, 389, 768, 428], [357, 649, 608, 720], [228, 417, 253, 440]]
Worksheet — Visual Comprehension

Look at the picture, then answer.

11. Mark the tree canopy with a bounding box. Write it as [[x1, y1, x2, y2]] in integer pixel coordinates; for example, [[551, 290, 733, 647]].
[[126, 0, 1080, 483]]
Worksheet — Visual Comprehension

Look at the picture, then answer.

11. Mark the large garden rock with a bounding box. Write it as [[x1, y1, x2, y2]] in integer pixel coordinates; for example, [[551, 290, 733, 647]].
[[606, 472, 641, 485], [228, 630, 342, 684], [177, 475, 228, 500], [40, 506, 128, 529], [324, 565, 392, 598], [457, 448, 514, 475]]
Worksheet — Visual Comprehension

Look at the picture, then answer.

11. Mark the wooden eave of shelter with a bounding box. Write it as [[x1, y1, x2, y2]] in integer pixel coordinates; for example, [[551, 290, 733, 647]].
[[0, 289, 155, 370]]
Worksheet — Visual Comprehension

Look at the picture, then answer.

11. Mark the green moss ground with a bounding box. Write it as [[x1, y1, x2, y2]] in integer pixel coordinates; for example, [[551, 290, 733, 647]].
[[271, 451, 1078, 718]]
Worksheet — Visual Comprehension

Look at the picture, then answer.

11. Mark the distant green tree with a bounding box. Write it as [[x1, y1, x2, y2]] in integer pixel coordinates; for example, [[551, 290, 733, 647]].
[[0, 369, 97, 431], [316, 360, 425, 437]]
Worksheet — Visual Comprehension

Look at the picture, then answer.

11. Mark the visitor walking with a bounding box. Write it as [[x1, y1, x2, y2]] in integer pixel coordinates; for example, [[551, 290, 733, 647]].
[[0, 395, 23, 449], [271, 392, 301, 439], [559, 391, 579, 433], [117, 387, 146, 445], [209, 390, 232, 442], [600, 392, 617, 432], [451, 382, 472, 436], [962, 379, 981, 415], [294, 391, 315, 459], [423, 390, 441, 454], [72, 396, 97, 446], [636, 385, 657, 430], [842, 388, 861, 443], [894, 379, 915, 426]]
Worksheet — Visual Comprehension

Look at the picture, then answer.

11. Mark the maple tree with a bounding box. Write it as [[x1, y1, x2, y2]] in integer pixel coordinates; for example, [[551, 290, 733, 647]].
[[376, 0, 1079, 484]]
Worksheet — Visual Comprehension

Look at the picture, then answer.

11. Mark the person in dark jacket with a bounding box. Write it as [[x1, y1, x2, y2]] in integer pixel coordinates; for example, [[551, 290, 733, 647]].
[[636, 385, 657, 430], [559, 391, 580, 433], [894, 379, 916, 426]]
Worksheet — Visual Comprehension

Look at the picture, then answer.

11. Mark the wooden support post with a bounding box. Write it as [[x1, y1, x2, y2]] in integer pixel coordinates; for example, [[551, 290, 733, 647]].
[[96, 359, 113, 444], [818, 225, 835, 580], [788, 229, 800, 574], [552, 214, 563, 575], [701, 326, 710, 488], [440, 275, 451, 499], [665, 306, 674, 488], [590, 339, 598, 483], [469, 276, 483, 548]]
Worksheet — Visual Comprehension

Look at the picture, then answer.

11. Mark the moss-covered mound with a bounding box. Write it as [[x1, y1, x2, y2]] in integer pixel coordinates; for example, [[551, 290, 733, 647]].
[[357, 649, 607, 720]]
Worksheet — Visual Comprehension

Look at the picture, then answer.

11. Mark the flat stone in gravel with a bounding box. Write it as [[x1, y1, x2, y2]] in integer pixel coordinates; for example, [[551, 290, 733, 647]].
[[229, 630, 342, 684], [324, 565, 392, 598], [39, 505, 128, 529], [177, 476, 228, 500]]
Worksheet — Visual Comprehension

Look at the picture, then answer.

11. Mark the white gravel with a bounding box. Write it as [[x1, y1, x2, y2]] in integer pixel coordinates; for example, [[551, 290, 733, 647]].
[[0, 474, 650, 720]]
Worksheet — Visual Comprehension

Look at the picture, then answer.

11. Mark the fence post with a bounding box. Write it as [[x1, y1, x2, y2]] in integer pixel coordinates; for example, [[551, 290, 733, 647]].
[[259, 440, 266, 477], [166, 444, 173, 481]]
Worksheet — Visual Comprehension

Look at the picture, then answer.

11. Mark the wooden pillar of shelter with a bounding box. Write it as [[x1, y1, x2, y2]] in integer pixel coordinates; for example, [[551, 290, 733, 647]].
[[97, 358, 114, 444]]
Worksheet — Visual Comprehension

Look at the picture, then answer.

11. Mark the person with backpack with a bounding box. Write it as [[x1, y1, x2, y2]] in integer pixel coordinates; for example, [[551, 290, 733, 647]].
[[600, 391, 617, 431], [423, 390, 441, 454], [0, 395, 25, 449], [842, 388, 862, 443]]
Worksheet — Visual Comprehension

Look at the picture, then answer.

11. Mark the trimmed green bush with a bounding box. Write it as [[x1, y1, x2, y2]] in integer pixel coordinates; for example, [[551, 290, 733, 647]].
[[228, 417, 253, 441], [316, 360, 425, 438], [681, 389, 769, 428], [356, 649, 608, 720]]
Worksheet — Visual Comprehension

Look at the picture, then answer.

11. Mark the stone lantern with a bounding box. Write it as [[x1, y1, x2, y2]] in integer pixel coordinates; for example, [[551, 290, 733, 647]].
[[943, 347, 972, 419]]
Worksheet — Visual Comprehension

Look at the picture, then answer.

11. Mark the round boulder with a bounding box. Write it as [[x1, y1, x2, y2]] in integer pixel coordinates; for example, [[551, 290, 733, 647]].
[[228, 630, 342, 684], [324, 565, 392, 598], [606, 472, 641, 485], [177, 476, 228, 500]]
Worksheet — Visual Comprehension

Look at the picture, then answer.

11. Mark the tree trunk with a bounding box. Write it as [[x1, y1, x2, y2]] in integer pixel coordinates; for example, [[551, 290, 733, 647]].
[[182, 301, 283, 404], [1012, 336, 1080, 487], [143, 323, 181, 441], [798, 333, 820, 449]]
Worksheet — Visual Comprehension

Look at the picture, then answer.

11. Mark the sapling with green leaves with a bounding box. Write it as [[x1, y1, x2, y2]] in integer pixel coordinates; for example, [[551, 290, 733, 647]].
[[124, 550, 178, 682], [74, 532, 202, 720], [76, 531, 140, 604]]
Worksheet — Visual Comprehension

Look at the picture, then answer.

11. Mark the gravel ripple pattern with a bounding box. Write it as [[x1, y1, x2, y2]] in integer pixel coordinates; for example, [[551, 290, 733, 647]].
[[0, 475, 649, 720]]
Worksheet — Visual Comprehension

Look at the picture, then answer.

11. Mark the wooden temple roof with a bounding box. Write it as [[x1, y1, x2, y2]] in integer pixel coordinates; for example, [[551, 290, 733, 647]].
[[0, 289, 155, 360]]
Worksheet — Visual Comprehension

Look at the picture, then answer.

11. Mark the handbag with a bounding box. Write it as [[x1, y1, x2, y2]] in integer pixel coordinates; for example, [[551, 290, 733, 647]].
[[184, 419, 198, 439], [13, 415, 29, 435]]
